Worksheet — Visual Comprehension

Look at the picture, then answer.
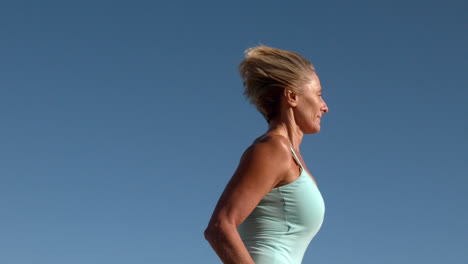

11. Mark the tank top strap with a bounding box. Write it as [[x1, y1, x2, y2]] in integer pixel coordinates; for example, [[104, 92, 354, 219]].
[[289, 146, 304, 170]]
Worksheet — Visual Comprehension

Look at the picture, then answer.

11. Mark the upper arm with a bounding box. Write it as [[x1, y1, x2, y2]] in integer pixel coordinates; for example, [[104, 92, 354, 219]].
[[207, 136, 291, 229]]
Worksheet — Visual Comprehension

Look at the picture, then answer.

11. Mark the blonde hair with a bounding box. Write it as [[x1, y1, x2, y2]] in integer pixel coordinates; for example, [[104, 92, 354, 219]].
[[239, 45, 315, 123]]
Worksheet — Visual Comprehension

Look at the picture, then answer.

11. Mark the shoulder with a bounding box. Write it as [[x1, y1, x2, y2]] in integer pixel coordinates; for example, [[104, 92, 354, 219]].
[[240, 135, 291, 167]]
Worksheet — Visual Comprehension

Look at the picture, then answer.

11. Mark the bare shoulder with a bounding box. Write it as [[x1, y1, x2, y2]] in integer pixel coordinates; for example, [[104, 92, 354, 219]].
[[242, 134, 291, 168], [232, 134, 292, 188]]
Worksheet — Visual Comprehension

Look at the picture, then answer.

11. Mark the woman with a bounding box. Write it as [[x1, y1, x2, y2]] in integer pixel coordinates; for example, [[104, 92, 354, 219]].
[[204, 45, 329, 264]]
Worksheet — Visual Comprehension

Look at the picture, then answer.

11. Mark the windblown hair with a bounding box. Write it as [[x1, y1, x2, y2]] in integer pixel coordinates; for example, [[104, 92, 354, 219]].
[[239, 45, 315, 123]]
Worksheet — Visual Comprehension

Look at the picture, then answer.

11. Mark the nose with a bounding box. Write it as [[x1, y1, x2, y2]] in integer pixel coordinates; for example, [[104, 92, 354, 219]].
[[321, 101, 329, 114]]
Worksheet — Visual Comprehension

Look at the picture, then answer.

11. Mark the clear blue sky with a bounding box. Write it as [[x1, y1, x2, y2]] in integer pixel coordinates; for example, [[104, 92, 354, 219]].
[[1, 0, 467, 263]]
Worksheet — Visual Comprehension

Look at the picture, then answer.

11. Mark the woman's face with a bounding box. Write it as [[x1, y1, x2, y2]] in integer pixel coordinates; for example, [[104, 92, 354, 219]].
[[294, 72, 329, 134]]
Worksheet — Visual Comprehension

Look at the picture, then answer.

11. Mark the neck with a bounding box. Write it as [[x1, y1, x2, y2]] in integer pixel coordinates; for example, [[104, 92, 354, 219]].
[[267, 116, 304, 149]]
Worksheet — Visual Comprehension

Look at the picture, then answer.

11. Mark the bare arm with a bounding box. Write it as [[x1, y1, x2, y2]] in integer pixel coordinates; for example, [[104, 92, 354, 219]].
[[204, 222, 253, 264], [204, 136, 291, 264]]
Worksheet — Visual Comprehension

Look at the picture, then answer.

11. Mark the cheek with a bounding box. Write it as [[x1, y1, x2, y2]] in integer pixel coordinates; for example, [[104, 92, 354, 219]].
[[306, 99, 319, 112]]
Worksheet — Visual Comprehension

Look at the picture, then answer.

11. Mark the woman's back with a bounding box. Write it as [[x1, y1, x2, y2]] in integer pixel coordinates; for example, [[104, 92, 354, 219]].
[[237, 146, 325, 264]]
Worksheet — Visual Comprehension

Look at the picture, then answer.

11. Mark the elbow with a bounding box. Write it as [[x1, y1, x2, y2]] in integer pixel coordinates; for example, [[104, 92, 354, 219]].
[[204, 227, 213, 241], [204, 219, 235, 242], [204, 223, 219, 242]]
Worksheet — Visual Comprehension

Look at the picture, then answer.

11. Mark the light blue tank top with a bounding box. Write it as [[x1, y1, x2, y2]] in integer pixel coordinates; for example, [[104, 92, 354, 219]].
[[237, 146, 325, 264]]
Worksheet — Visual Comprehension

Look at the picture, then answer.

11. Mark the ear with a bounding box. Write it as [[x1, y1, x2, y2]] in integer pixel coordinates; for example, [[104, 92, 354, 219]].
[[284, 88, 298, 107]]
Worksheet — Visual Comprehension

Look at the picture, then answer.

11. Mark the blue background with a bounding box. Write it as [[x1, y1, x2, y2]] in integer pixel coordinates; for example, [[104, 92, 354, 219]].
[[1, 0, 467, 263]]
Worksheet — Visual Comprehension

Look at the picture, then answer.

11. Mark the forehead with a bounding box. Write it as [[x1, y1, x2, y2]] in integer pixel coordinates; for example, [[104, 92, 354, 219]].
[[305, 72, 322, 92]]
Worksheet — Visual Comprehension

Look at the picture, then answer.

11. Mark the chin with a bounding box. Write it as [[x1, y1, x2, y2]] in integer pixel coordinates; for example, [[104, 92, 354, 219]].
[[305, 126, 321, 134]]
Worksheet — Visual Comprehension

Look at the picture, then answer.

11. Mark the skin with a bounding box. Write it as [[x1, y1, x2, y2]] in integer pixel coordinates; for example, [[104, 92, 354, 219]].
[[204, 72, 329, 264]]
